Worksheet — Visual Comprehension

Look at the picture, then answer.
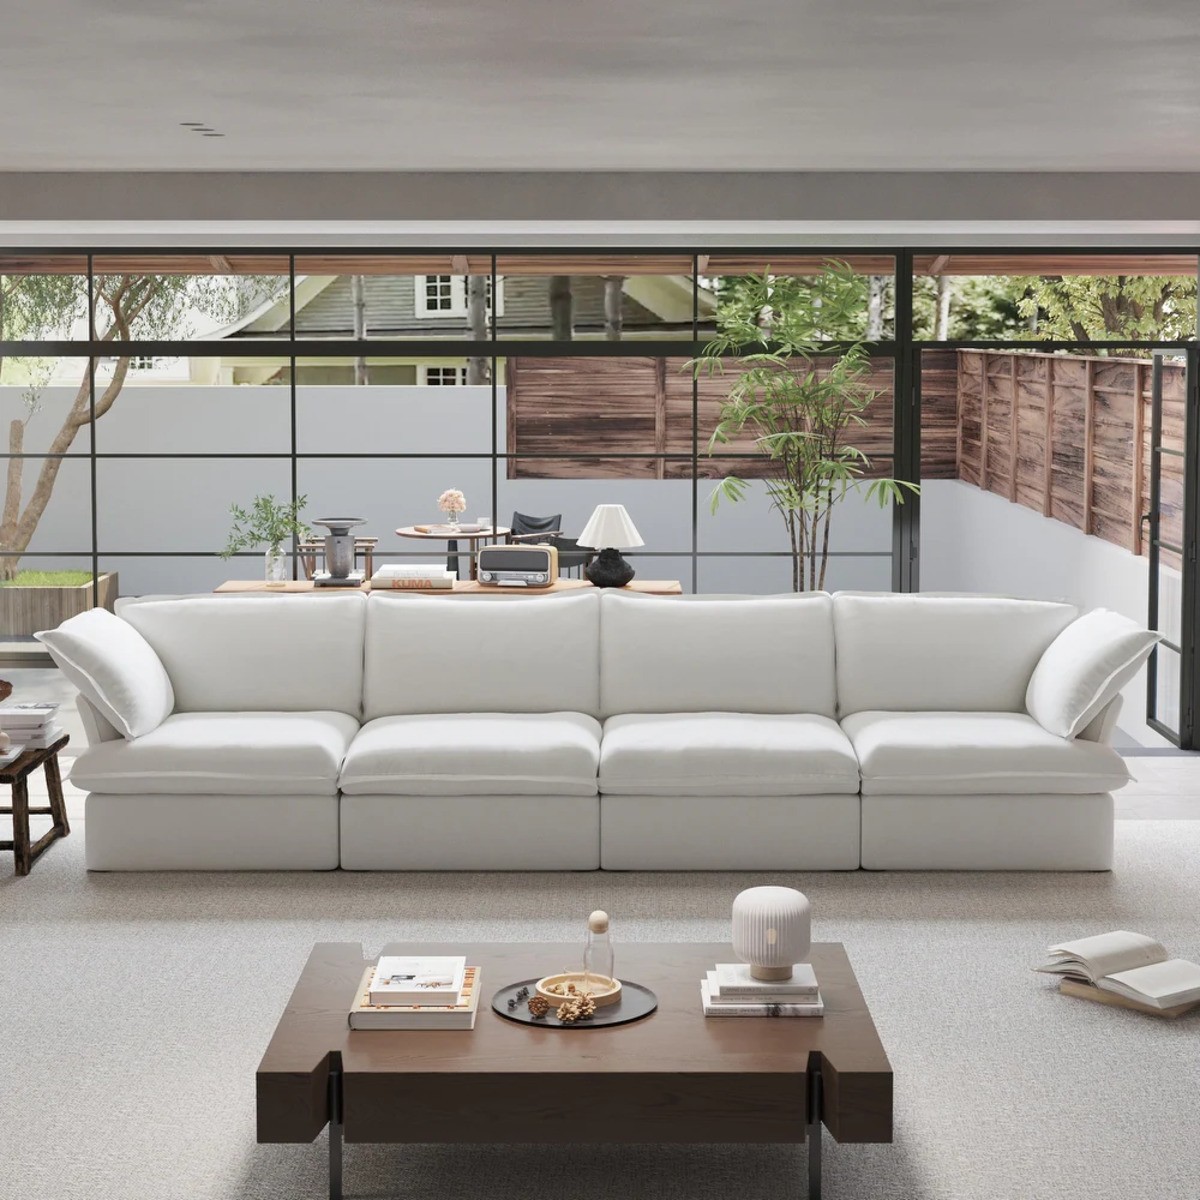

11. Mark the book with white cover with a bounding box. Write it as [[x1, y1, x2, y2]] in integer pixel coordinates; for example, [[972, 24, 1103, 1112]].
[[701, 978, 824, 1018], [713, 962, 818, 998], [369, 955, 466, 1006], [351, 966, 480, 1030], [374, 564, 456, 579], [1034, 930, 1200, 1010], [19, 723, 63, 749], [0, 702, 59, 728]]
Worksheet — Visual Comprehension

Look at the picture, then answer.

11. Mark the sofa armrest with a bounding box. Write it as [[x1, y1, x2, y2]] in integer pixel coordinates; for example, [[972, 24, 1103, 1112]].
[[1076, 695, 1123, 744], [76, 693, 124, 747]]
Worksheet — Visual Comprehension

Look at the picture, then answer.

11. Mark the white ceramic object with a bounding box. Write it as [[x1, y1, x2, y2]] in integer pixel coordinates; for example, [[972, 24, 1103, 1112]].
[[731, 885, 812, 981]]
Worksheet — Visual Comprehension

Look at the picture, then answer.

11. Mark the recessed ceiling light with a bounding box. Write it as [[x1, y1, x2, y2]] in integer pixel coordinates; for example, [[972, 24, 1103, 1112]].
[[179, 122, 205, 127], [201, 132, 225, 138]]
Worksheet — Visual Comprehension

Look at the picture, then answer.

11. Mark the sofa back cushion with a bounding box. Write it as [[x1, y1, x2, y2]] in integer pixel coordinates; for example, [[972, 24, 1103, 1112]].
[[35, 607, 174, 739], [599, 592, 837, 717], [363, 590, 600, 718], [833, 593, 1079, 715], [120, 594, 366, 717]]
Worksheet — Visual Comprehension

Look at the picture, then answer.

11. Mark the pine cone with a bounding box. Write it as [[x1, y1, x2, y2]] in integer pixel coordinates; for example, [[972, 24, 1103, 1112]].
[[576, 993, 597, 1020], [557, 996, 583, 1023], [527, 995, 550, 1018]]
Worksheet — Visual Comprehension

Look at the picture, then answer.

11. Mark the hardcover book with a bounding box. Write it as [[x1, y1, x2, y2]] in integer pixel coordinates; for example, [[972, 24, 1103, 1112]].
[[351, 966, 480, 1030], [1034, 930, 1200, 1011], [369, 955, 467, 1006], [713, 962, 818, 997], [701, 978, 824, 1018]]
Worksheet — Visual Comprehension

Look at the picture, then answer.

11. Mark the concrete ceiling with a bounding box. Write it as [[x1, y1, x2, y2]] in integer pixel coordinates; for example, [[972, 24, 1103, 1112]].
[[3, 0, 1200, 171]]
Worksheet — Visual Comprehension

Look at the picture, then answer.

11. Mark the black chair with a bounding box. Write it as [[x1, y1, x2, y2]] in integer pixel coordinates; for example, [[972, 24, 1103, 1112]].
[[507, 511, 592, 578]]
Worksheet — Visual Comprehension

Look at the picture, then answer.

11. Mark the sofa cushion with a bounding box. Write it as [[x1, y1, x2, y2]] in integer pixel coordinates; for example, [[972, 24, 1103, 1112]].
[[599, 592, 836, 718], [70, 711, 359, 796], [1027, 609, 1160, 738], [35, 607, 174, 739], [833, 593, 1079, 715], [841, 710, 1130, 795], [599, 712, 860, 796], [363, 592, 600, 720], [339, 712, 601, 796], [120, 594, 366, 718]]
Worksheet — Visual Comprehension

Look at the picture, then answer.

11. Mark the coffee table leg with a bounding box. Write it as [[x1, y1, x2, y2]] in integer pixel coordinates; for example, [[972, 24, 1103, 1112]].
[[329, 1059, 343, 1200], [806, 1057, 823, 1200], [11, 776, 30, 877]]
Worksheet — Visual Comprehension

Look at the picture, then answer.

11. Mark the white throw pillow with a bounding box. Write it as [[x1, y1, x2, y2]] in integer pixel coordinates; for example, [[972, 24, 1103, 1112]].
[[1026, 609, 1160, 739], [36, 608, 174, 739]]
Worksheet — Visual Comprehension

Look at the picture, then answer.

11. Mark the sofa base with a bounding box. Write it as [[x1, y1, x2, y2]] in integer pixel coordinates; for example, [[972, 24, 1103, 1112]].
[[600, 793, 861, 870], [85, 793, 340, 871], [339, 794, 600, 870], [860, 792, 1115, 870]]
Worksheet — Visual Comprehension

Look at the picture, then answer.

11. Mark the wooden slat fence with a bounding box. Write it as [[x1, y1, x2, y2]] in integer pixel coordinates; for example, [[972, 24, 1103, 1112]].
[[955, 349, 1183, 559], [506, 351, 960, 481]]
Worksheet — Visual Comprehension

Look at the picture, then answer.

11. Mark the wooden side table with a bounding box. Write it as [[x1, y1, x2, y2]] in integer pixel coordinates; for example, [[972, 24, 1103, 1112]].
[[1, 734, 70, 876]]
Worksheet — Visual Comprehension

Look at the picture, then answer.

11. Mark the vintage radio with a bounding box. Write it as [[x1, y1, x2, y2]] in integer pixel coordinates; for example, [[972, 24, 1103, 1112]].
[[475, 543, 559, 588]]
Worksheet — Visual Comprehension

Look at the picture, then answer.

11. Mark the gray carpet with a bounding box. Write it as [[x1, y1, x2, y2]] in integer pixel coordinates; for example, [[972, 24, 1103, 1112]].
[[3, 823, 1199, 1200]]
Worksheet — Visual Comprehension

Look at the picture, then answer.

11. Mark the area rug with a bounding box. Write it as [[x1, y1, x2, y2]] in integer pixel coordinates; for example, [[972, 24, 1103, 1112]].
[[2, 821, 1198, 1200]]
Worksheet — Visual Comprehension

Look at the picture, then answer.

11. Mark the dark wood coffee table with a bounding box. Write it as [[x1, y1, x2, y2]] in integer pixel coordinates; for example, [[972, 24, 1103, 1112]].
[[257, 942, 892, 1200]]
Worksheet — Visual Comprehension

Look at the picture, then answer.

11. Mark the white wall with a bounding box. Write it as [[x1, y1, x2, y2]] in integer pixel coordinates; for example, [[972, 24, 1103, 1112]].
[[921, 479, 1173, 746], [0, 382, 893, 597]]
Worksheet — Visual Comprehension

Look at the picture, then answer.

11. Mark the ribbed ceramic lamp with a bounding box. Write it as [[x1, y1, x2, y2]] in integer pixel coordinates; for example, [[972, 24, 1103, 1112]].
[[732, 886, 812, 981], [578, 504, 644, 588]]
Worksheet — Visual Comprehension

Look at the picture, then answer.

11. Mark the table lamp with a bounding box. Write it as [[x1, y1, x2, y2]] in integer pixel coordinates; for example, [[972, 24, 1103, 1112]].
[[578, 504, 644, 588]]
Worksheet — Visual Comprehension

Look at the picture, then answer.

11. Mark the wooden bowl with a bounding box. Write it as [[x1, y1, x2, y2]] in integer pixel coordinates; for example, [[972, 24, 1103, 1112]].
[[535, 972, 622, 1009]]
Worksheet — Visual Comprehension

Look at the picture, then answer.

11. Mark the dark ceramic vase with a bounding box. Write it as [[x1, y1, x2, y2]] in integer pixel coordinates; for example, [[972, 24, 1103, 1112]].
[[585, 547, 636, 588]]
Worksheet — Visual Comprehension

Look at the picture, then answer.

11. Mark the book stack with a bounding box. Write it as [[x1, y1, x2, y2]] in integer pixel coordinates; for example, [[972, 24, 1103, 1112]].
[[701, 962, 824, 1018], [369, 564, 457, 591], [349, 955, 480, 1030], [0, 702, 63, 757]]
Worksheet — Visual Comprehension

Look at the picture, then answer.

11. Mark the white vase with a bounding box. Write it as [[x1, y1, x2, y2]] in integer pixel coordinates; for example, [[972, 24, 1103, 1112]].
[[264, 545, 287, 587], [731, 886, 812, 981]]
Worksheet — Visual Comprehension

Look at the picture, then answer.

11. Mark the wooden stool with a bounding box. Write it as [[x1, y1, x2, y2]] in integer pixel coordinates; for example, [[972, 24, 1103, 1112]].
[[0, 734, 70, 876]]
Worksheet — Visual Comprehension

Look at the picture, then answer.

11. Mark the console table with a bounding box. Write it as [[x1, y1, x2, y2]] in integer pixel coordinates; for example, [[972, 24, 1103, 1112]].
[[215, 580, 683, 595]]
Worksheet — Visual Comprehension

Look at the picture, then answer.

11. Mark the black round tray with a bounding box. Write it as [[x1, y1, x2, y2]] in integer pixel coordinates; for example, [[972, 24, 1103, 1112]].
[[492, 978, 658, 1028]]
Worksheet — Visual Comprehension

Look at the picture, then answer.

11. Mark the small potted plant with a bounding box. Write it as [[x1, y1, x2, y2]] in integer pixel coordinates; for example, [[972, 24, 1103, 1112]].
[[437, 488, 467, 531], [220, 494, 310, 587]]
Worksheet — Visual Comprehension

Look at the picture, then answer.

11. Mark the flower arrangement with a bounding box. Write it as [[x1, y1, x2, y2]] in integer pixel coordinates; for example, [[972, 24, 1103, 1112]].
[[438, 489, 467, 517]]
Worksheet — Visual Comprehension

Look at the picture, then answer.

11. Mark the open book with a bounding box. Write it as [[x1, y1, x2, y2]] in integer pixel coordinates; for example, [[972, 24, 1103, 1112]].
[[1035, 931, 1200, 1010]]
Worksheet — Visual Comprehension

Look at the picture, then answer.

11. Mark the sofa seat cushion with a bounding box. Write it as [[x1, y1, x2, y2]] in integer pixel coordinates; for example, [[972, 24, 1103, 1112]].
[[841, 711, 1130, 796], [70, 711, 359, 796], [338, 713, 602, 796], [598, 713, 861, 797]]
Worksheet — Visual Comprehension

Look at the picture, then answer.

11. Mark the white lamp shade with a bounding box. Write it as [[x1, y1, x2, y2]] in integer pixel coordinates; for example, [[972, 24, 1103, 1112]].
[[732, 886, 812, 979], [578, 504, 644, 550]]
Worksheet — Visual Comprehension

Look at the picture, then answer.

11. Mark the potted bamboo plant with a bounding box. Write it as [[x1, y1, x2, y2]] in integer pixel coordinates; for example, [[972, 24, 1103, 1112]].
[[694, 261, 918, 592]]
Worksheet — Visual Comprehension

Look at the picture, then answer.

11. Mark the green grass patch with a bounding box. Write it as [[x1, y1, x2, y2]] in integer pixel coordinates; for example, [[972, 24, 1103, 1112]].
[[0, 570, 94, 588]]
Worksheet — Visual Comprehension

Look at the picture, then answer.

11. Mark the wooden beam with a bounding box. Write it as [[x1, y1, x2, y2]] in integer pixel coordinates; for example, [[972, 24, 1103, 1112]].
[[979, 351, 990, 492], [1132, 361, 1146, 555], [654, 357, 668, 480], [1083, 358, 1096, 535], [955, 351, 964, 481], [208, 255, 233, 274], [927, 254, 950, 276], [1009, 355, 1019, 502], [1043, 357, 1055, 516]]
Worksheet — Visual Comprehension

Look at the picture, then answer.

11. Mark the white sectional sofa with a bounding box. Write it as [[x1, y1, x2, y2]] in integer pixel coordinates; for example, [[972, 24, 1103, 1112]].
[[39, 589, 1153, 872]]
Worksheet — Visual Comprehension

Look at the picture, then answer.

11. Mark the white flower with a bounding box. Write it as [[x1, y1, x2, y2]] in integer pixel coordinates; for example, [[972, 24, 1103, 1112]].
[[437, 488, 467, 514]]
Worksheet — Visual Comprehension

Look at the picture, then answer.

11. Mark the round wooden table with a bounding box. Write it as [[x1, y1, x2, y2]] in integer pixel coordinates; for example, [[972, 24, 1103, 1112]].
[[394, 525, 510, 580]]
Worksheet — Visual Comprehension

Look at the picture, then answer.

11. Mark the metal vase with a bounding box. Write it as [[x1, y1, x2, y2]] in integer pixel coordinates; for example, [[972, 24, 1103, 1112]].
[[313, 518, 366, 579]]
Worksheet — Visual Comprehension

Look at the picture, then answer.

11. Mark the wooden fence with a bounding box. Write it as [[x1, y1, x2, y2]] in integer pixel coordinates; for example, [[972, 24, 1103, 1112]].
[[506, 351, 959, 480], [506, 348, 1181, 563], [955, 349, 1184, 558]]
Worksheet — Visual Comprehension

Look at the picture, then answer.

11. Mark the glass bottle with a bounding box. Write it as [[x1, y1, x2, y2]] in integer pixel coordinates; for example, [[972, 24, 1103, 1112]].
[[583, 909, 614, 990]]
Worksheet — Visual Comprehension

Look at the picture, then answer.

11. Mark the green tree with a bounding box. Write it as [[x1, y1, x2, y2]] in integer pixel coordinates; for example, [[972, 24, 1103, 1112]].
[[1015, 274, 1197, 342], [0, 270, 281, 578], [695, 263, 918, 592]]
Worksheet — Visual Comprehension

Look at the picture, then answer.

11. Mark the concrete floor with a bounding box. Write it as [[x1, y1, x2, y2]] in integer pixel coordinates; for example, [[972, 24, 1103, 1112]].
[[2, 667, 1196, 838]]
